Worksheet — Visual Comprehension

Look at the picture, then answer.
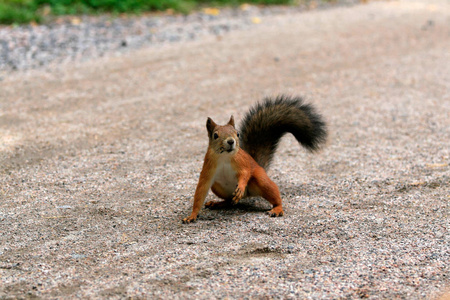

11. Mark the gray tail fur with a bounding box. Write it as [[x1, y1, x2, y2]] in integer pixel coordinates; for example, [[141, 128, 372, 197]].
[[239, 95, 327, 169]]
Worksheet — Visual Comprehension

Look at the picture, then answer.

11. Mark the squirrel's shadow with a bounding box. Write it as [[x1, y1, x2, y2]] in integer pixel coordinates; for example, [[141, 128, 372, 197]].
[[205, 197, 271, 214], [202, 185, 310, 216]]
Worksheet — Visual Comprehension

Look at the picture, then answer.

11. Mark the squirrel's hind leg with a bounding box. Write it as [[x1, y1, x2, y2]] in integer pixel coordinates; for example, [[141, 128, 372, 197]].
[[206, 182, 233, 209], [205, 200, 231, 209], [248, 168, 284, 217]]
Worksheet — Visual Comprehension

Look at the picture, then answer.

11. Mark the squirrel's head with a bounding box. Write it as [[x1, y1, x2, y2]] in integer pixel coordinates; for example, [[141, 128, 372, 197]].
[[206, 115, 240, 155]]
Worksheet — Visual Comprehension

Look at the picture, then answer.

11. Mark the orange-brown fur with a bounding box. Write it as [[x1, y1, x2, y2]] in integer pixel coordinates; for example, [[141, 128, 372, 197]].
[[182, 96, 327, 223], [182, 117, 283, 223]]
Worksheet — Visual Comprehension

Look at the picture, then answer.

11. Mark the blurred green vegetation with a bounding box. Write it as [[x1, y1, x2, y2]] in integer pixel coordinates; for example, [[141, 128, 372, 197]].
[[0, 0, 294, 25]]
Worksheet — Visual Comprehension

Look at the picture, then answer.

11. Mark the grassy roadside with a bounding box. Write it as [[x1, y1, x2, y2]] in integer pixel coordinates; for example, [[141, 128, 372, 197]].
[[0, 0, 296, 25]]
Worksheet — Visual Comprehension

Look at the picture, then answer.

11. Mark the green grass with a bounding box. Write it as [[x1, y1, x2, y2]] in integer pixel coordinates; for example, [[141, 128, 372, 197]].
[[0, 0, 294, 25], [0, 1, 40, 24]]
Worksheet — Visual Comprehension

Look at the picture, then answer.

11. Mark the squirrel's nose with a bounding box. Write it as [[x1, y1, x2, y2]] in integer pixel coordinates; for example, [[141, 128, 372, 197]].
[[227, 139, 234, 145]]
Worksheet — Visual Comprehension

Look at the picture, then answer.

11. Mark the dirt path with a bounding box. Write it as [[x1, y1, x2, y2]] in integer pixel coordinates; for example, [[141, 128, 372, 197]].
[[1, 0, 449, 298]]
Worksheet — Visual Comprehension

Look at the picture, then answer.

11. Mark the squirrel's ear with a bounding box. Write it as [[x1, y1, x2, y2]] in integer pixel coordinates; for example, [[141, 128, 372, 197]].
[[228, 115, 235, 128], [206, 117, 217, 136]]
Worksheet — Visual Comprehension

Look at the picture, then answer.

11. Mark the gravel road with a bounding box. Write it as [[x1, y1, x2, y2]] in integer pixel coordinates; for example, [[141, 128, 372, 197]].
[[1, 0, 449, 299], [0, 1, 356, 72]]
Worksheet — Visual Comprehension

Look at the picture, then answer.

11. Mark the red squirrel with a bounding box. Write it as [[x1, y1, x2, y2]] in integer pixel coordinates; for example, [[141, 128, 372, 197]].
[[182, 96, 327, 223]]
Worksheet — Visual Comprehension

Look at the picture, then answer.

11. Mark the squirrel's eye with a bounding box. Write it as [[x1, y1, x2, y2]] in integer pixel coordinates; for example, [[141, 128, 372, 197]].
[[213, 133, 219, 139], [237, 132, 240, 138]]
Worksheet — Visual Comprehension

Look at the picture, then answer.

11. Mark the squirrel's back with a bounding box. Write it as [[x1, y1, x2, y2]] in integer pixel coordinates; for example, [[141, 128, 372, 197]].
[[239, 95, 327, 169]]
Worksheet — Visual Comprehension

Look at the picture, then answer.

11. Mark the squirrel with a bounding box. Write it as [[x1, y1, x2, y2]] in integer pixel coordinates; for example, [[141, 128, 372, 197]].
[[182, 95, 327, 224]]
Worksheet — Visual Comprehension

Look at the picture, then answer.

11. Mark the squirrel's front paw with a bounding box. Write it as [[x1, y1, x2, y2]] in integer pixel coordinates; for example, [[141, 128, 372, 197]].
[[232, 186, 244, 204], [182, 215, 197, 224]]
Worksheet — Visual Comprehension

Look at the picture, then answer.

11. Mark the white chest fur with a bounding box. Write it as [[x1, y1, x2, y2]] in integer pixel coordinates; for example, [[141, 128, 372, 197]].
[[213, 157, 238, 195]]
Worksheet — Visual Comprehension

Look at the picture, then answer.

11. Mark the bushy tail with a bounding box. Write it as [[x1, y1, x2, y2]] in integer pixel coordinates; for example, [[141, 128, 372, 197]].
[[239, 95, 327, 169]]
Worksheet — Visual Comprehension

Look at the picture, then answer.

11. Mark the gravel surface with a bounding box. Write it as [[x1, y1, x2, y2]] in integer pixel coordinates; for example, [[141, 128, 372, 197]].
[[0, 1, 357, 72], [1, 0, 449, 299]]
